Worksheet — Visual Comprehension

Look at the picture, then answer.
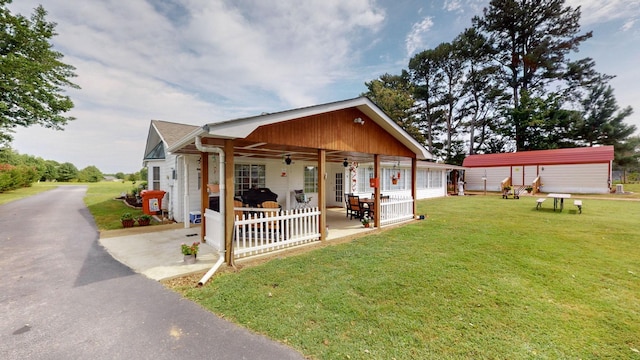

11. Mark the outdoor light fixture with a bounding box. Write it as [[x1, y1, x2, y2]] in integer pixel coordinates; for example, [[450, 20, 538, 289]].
[[285, 155, 292, 165], [353, 117, 364, 125], [343, 158, 349, 167]]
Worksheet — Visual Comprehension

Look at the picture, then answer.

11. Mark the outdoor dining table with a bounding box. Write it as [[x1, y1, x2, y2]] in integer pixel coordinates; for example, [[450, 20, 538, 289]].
[[547, 193, 571, 211], [359, 198, 375, 218]]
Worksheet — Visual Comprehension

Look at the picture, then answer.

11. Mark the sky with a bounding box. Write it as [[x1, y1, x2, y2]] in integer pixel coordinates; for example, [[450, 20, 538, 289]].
[[7, 0, 640, 174]]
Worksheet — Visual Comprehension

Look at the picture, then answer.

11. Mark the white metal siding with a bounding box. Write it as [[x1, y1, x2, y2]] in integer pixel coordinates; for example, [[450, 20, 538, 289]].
[[465, 167, 511, 191], [539, 163, 610, 193]]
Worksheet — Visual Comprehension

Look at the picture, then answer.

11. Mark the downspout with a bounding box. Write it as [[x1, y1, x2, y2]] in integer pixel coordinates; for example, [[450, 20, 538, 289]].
[[194, 133, 227, 286], [183, 156, 189, 229]]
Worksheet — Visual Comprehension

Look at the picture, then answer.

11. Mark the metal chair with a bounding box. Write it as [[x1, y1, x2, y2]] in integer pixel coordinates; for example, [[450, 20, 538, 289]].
[[293, 190, 312, 209]]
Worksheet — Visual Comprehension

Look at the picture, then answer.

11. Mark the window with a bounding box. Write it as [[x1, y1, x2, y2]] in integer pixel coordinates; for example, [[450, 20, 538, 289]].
[[417, 169, 427, 189], [234, 164, 266, 196], [152, 166, 160, 190], [335, 173, 344, 202], [304, 166, 318, 193], [357, 167, 374, 193]]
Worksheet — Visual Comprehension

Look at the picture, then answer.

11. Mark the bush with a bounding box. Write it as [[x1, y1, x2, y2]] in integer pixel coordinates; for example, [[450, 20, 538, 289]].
[[0, 164, 39, 192]]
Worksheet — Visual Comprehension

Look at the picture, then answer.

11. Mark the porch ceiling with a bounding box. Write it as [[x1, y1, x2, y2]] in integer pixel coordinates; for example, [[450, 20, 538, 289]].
[[169, 138, 405, 164]]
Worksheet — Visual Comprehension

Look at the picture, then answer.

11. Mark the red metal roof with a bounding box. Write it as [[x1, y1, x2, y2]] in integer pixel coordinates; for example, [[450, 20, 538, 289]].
[[462, 146, 614, 167]]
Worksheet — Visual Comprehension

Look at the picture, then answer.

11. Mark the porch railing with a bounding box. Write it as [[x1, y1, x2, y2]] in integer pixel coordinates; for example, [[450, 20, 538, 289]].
[[233, 207, 321, 259], [204, 208, 224, 253], [380, 196, 414, 226]]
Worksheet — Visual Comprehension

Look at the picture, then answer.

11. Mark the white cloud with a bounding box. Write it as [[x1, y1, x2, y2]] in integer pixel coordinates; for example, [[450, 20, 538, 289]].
[[405, 17, 434, 57], [621, 19, 636, 32], [565, 0, 640, 26], [444, 0, 462, 12]]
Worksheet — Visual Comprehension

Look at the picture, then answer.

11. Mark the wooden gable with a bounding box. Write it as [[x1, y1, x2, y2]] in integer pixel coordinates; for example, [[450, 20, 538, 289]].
[[243, 108, 415, 158]]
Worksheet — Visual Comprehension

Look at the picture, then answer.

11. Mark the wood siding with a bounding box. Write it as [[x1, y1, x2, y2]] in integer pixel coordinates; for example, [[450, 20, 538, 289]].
[[243, 108, 415, 158]]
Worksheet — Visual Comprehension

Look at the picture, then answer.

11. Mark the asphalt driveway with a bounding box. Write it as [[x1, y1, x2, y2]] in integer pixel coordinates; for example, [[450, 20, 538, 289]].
[[0, 186, 303, 360]]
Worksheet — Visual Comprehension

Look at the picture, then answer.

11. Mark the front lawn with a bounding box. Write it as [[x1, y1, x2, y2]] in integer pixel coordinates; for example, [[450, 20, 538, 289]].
[[173, 195, 640, 359]]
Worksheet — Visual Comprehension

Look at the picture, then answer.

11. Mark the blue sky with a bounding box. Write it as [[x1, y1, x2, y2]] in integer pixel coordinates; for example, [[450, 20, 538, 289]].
[[7, 0, 640, 173]]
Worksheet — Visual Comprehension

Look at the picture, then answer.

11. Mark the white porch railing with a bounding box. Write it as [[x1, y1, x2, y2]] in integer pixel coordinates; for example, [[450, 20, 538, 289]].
[[233, 207, 321, 259], [380, 196, 414, 226]]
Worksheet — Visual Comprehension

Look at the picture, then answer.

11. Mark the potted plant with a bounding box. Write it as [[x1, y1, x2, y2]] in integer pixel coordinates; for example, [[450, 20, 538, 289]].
[[361, 215, 371, 228], [207, 181, 220, 193], [120, 212, 135, 228], [525, 186, 533, 193], [137, 214, 152, 226], [181, 241, 200, 264]]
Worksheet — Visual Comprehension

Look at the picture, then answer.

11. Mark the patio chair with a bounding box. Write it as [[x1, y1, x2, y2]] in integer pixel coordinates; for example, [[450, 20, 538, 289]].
[[261, 200, 281, 235], [347, 195, 364, 220], [293, 189, 312, 209]]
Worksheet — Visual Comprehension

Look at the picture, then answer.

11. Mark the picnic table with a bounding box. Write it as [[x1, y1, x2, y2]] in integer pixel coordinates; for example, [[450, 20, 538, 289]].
[[547, 193, 571, 212]]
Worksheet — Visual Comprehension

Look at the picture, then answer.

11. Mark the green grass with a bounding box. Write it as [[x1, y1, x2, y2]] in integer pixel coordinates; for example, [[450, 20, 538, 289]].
[[176, 195, 640, 359], [82, 181, 147, 230], [0, 181, 147, 230]]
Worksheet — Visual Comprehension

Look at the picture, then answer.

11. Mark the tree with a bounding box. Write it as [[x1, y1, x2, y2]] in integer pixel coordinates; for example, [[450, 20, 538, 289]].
[[435, 41, 466, 163], [363, 73, 424, 144], [455, 28, 508, 155], [576, 82, 635, 147], [77, 165, 103, 183], [41, 160, 59, 181], [473, 0, 592, 150], [408, 48, 447, 157], [0, 0, 79, 144], [56, 162, 77, 182], [614, 136, 640, 182]]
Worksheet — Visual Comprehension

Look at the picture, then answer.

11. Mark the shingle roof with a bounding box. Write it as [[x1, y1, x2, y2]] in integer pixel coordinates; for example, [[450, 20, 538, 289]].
[[152, 120, 199, 148], [462, 146, 614, 167]]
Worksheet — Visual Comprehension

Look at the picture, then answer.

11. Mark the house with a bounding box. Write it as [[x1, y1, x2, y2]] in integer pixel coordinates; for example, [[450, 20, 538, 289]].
[[462, 146, 614, 194], [143, 97, 459, 264], [142, 120, 199, 221]]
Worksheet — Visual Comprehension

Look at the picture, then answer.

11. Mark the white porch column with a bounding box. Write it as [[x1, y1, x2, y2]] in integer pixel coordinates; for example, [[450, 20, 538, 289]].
[[183, 156, 190, 229]]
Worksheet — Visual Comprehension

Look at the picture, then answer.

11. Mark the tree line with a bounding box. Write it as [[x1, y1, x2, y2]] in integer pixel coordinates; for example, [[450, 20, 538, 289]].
[[0, 146, 145, 192], [362, 0, 639, 170]]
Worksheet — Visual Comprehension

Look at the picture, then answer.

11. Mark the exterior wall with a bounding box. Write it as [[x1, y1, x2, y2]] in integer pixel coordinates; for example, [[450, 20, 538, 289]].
[[145, 153, 179, 220], [465, 163, 610, 194], [172, 156, 449, 223], [538, 163, 610, 194], [465, 167, 511, 192], [351, 165, 447, 200]]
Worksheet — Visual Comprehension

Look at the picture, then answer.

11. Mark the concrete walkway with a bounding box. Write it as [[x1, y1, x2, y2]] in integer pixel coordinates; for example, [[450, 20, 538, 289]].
[[98, 208, 382, 281], [99, 223, 218, 281]]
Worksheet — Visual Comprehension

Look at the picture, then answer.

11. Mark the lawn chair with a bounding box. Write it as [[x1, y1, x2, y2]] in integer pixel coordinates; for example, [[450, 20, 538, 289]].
[[293, 189, 312, 209]]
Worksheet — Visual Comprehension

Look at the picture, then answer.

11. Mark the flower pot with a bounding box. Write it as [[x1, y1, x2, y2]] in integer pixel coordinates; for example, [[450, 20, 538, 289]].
[[392, 179, 398, 185], [183, 254, 197, 264], [363, 223, 370, 228], [121, 219, 135, 228]]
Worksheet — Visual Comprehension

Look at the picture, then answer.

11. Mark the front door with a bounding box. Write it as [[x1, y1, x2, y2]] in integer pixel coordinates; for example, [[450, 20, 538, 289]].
[[511, 166, 524, 186]]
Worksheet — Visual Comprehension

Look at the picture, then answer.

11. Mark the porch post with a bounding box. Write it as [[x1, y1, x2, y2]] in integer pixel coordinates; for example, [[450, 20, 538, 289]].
[[200, 152, 209, 243], [224, 140, 235, 265], [373, 154, 380, 228], [318, 149, 326, 241], [411, 157, 417, 217]]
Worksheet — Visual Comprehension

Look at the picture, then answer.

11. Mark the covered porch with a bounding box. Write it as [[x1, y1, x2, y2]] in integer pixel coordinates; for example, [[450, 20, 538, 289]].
[[168, 97, 432, 265]]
